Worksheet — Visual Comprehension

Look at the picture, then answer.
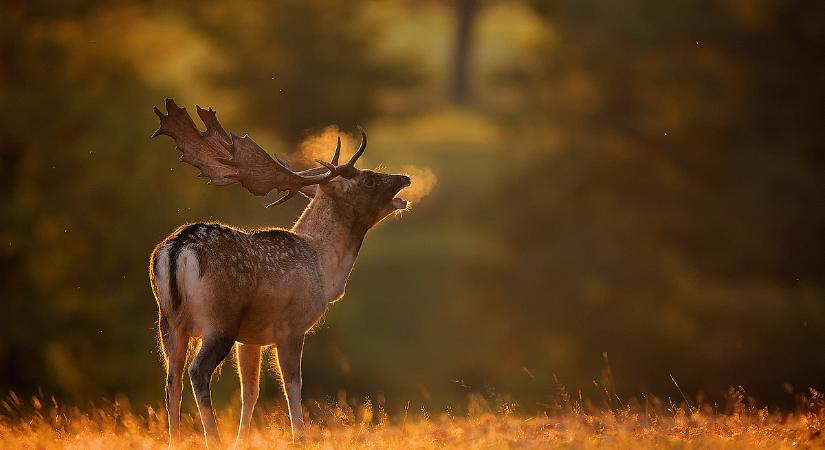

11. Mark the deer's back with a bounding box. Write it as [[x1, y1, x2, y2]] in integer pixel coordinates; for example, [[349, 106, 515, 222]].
[[151, 222, 325, 340]]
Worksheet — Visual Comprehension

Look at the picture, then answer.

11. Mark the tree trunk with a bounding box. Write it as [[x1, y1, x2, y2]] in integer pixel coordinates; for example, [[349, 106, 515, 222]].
[[450, 0, 478, 104]]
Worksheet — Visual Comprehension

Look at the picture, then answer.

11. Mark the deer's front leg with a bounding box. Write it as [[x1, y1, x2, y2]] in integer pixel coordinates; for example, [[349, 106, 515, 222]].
[[234, 343, 262, 446], [276, 334, 305, 442]]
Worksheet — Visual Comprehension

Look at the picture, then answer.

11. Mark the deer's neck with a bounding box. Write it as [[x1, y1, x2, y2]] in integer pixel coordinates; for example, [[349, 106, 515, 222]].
[[291, 194, 369, 302]]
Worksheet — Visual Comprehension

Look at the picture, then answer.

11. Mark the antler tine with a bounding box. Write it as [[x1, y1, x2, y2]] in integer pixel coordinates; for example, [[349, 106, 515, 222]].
[[324, 128, 366, 179], [266, 190, 298, 208], [286, 131, 359, 178], [332, 135, 341, 165], [345, 127, 367, 167], [315, 159, 337, 172]]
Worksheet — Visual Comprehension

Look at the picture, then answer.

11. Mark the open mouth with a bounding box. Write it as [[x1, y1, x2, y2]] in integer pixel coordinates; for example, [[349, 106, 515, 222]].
[[391, 197, 408, 209], [391, 177, 412, 209]]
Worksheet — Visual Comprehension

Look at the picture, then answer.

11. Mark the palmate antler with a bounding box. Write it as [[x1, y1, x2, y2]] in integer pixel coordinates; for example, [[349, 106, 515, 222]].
[[152, 98, 366, 207]]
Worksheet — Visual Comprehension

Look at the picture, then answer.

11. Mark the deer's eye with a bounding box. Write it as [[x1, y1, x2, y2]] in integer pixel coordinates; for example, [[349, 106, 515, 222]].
[[364, 177, 376, 188]]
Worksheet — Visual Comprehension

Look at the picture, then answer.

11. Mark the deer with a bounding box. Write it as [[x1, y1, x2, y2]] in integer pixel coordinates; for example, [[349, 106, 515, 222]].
[[148, 99, 411, 448]]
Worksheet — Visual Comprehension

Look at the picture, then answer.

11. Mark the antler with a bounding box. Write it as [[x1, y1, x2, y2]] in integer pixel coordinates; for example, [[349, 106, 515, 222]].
[[312, 127, 367, 180], [152, 98, 348, 207], [273, 130, 366, 205]]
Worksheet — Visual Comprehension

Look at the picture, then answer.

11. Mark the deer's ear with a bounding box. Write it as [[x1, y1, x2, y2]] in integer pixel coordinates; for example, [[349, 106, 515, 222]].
[[299, 185, 318, 199]]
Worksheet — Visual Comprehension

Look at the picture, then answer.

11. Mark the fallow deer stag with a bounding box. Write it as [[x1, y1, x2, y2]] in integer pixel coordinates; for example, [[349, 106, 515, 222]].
[[148, 99, 411, 447]]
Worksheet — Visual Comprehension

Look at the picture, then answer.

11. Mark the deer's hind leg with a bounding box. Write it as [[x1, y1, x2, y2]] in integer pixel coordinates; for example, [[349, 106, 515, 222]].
[[159, 312, 189, 445], [234, 343, 262, 446], [189, 334, 235, 448]]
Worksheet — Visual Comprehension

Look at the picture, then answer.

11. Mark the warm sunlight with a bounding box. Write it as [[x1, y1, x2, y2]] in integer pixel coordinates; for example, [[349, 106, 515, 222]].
[[2, 0, 824, 448]]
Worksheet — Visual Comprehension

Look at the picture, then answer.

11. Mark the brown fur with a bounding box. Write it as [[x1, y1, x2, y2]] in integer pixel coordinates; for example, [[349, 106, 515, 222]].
[[149, 170, 410, 447]]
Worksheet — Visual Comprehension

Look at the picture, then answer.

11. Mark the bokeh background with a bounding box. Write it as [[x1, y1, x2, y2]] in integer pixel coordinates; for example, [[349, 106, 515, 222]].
[[2, 0, 824, 414]]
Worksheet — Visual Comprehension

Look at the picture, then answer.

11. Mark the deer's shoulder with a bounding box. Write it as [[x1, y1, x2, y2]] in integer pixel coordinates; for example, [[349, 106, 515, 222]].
[[249, 227, 302, 243], [250, 228, 314, 254], [249, 227, 319, 262]]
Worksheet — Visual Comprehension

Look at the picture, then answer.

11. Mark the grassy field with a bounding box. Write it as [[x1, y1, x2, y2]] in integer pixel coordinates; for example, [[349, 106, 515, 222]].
[[1, 388, 824, 449]]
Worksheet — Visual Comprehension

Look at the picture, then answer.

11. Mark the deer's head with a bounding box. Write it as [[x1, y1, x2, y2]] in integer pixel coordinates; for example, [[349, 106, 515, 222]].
[[152, 99, 411, 226], [301, 132, 411, 227]]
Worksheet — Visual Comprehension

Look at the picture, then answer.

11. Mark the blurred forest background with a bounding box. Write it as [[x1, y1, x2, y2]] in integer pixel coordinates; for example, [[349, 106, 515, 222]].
[[2, 0, 824, 414]]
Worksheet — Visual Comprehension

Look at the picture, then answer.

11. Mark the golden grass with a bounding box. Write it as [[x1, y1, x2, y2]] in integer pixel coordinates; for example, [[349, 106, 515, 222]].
[[1, 388, 824, 449]]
